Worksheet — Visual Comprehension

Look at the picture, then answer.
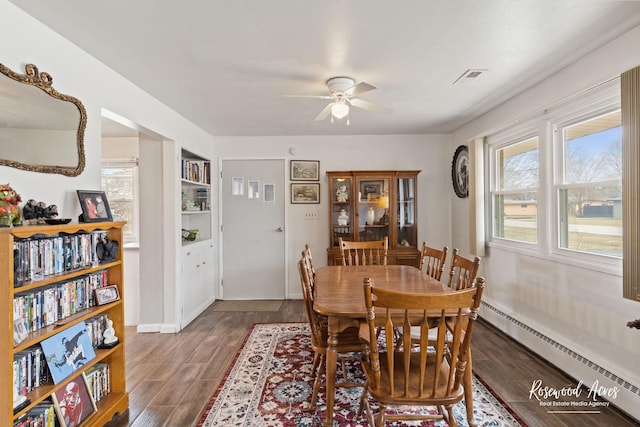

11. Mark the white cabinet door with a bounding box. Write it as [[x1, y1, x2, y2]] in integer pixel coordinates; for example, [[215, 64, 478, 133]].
[[181, 240, 215, 328]]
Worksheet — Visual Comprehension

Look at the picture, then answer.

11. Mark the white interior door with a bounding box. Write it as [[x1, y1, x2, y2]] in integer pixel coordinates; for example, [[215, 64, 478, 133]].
[[221, 159, 285, 299]]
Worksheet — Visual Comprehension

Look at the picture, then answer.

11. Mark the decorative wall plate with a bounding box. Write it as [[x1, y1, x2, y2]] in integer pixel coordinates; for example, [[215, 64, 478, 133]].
[[451, 145, 469, 198]]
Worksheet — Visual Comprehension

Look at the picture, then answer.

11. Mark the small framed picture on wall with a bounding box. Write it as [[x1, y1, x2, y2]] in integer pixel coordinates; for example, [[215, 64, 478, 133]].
[[291, 183, 320, 204], [290, 160, 320, 181]]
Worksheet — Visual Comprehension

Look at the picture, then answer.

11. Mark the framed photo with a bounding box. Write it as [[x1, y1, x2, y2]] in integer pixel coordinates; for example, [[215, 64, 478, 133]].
[[95, 285, 120, 305], [291, 183, 320, 204], [41, 322, 96, 384], [76, 190, 113, 222], [290, 160, 320, 181], [52, 372, 97, 427], [360, 180, 384, 201], [451, 145, 469, 198]]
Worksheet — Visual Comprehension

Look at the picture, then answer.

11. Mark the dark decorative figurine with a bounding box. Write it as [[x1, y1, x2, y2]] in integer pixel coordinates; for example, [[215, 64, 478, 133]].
[[23, 199, 59, 224], [96, 235, 119, 263]]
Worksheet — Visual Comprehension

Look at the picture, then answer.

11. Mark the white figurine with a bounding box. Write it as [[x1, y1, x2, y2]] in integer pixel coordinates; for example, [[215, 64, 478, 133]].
[[337, 209, 349, 226], [103, 319, 118, 345], [336, 185, 349, 202]]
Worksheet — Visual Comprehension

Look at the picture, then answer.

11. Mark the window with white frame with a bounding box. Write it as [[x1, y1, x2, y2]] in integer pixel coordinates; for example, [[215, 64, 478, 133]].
[[487, 79, 622, 262], [492, 136, 540, 244], [555, 110, 622, 257], [101, 160, 139, 242]]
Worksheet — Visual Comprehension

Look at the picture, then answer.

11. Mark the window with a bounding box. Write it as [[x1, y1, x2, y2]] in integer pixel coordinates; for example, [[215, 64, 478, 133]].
[[487, 79, 621, 264], [101, 161, 138, 242], [492, 136, 539, 244], [556, 110, 622, 257]]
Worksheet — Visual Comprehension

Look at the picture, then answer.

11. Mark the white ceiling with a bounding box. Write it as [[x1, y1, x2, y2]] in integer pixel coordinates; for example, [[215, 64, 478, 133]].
[[10, 1, 640, 137]]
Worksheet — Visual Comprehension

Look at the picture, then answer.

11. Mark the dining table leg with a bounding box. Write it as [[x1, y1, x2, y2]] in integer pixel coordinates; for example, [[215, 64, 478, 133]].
[[324, 316, 339, 426], [464, 350, 477, 427]]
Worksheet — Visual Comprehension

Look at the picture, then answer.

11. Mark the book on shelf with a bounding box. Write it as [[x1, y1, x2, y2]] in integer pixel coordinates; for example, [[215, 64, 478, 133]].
[[13, 270, 109, 339], [85, 363, 111, 403], [13, 345, 49, 405], [13, 399, 56, 427], [13, 230, 107, 287], [181, 159, 211, 184]]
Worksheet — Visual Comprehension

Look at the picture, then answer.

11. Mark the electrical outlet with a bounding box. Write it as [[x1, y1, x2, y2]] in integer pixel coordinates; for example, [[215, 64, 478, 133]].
[[304, 210, 319, 220]]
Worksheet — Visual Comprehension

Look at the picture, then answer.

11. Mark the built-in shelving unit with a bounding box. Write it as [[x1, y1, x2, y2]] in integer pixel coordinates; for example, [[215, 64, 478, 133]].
[[181, 149, 212, 245]]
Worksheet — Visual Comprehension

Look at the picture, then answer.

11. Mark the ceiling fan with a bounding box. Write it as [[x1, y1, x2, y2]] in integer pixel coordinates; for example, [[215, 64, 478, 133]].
[[286, 77, 393, 124]]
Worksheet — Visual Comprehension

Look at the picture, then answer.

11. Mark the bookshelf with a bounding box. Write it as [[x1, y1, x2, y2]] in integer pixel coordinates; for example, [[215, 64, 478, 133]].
[[181, 149, 212, 245], [179, 147, 215, 330], [2, 221, 128, 426]]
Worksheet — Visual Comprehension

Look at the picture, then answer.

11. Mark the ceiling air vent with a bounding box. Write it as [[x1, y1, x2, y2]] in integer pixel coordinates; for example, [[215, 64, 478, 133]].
[[453, 69, 487, 85]]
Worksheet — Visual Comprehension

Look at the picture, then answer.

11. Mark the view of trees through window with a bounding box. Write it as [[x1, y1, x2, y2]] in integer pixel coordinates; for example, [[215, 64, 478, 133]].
[[559, 110, 622, 256], [490, 109, 622, 257], [494, 137, 539, 243]]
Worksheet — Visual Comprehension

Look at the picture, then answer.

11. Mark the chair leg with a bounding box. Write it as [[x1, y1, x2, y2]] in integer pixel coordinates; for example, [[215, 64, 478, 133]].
[[310, 352, 320, 379], [445, 404, 458, 427], [309, 354, 325, 411], [340, 359, 348, 381], [464, 350, 477, 427], [356, 382, 368, 418], [377, 403, 387, 426]]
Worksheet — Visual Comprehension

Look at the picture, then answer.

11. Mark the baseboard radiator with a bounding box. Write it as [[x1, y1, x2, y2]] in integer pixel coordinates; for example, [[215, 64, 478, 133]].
[[480, 301, 640, 399]]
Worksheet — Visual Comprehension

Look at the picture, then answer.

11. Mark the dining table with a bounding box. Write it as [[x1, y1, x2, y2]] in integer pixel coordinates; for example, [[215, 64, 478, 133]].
[[313, 264, 476, 427]]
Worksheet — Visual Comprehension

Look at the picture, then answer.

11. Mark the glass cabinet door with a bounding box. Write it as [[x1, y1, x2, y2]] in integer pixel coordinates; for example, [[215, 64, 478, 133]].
[[330, 176, 352, 247], [357, 177, 390, 242], [396, 176, 417, 248]]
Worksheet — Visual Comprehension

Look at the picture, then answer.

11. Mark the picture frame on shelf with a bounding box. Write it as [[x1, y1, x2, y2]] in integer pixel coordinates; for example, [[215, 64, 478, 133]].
[[291, 183, 320, 204], [52, 372, 97, 427], [290, 160, 320, 181], [360, 180, 384, 201], [41, 322, 96, 385], [95, 285, 120, 305], [76, 190, 113, 222]]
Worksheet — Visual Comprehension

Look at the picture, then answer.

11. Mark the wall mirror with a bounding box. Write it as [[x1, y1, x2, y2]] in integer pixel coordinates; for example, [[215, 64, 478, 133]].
[[0, 63, 86, 176]]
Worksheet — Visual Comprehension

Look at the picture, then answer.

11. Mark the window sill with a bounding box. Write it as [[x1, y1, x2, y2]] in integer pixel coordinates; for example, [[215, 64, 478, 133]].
[[486, 240, 622, 277]]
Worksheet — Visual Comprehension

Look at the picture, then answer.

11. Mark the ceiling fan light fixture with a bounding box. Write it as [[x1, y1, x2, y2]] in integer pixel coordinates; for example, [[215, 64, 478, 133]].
[[331, 100, 349, 119]]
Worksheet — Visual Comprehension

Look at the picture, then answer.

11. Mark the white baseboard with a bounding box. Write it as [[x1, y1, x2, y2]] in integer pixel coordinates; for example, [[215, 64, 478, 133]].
[[136, 323, 178, 333]]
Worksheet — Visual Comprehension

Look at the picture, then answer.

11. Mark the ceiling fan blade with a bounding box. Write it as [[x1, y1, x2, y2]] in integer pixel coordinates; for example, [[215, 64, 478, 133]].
[[350, 98, 393, 114], [314, 103, 333, 121], [346, 82, 376, 96], [284, 94, 333, 99]]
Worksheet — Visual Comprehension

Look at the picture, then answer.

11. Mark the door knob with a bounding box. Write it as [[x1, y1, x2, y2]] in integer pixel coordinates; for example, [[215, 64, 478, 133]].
[[276, 227, 284, 232]]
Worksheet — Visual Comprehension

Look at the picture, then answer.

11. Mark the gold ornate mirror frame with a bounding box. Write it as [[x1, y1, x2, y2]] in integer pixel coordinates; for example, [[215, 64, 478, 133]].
[[0, 63, 86, 176]]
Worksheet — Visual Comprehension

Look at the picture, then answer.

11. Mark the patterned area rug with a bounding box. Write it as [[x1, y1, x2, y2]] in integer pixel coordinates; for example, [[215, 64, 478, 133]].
[[197, 323, 527, 426]]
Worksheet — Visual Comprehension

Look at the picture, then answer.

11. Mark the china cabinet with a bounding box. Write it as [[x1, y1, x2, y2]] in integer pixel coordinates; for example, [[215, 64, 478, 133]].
[[327, 170, 420, 266]]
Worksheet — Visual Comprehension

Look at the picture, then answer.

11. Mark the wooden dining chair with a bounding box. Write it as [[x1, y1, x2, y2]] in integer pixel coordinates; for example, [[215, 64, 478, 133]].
[[358, 276, 484, 427], [417, 242, 448, 281], [339, 236, 388, 266], [302, 243, 316, 290], [447, 248, 481, 290], [297, 252, 363, 410]]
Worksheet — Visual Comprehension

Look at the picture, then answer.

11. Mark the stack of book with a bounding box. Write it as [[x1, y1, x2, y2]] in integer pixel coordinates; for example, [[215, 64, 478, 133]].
[[14, 230, 107, 286]]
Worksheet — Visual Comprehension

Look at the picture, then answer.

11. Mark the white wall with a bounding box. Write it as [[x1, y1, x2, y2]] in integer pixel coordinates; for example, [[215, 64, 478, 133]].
[[452, 25, 640, 420], [0, 2, 214, 330], [214, 134, 452, 298]]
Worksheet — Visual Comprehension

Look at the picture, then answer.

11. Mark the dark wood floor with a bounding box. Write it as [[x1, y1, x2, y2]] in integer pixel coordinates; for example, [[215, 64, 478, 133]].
[[106, 300, 639, 426]]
